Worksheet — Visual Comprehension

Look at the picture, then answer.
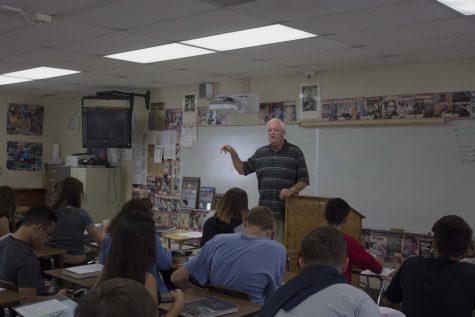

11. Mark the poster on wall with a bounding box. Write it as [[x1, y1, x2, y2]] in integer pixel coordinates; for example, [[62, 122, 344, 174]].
[[7, 103, 44, 136], [6, 141, 43, 171], [299, 83, 321, 120], [149, 102, 165, 130], [183, 94, 196, 113]]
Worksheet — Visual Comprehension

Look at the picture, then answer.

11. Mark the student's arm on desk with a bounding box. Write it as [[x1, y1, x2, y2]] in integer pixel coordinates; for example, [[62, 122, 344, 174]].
[[163, 289, 185, 317], [170, 267, 195, 289]]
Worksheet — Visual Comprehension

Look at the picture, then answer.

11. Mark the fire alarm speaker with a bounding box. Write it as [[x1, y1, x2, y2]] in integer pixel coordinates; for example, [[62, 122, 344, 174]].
[[199, 82, 213, 99]]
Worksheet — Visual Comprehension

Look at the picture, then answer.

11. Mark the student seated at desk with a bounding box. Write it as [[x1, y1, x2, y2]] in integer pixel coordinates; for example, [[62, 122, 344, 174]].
[[0, 185, 16, 237], [385, 215, 475, 317], [99, 198, 172, 295], [260, 227, 380, 317], [171, 206, 286, 304], [200, 187, 248, 247], [97, 210, 184, 317], [324, 198, 382, 283], [75, 278, 159, 317], [48, 177, 105, 265], [0, 205, 66, 303]]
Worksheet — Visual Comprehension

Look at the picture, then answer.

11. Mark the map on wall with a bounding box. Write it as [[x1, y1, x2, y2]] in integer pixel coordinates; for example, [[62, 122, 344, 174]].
[[6, 141, 43, 171], [7, 103, 44, 136]]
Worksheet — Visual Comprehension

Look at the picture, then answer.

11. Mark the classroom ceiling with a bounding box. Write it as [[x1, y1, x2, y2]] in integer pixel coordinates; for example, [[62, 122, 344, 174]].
[[0, 0, 474, 97]]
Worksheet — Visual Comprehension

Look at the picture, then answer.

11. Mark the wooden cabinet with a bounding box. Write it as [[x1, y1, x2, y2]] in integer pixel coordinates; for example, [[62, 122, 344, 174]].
[[285, 195, 364, 273], [14, 188, 46, 209]]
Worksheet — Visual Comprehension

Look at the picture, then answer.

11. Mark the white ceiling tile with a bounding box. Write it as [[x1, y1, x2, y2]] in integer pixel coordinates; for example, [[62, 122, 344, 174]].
[[231, 0, 407, 21], [64, 0, 218, 29], [327, 18, 475, 46], [228, 37, 351, 59], [56, 31, 164, 56], [2, 48, 90, 65], [233, 68, 301, 80], [396, 46, 475, 62], [87, 77, 153, 87], [0, 40, 41, 58], [53, 57, 135, 72], [366, 34, 475, 55], [0, 61, 29, 73], [0, 20, 113, 47], [153, 53, 251, 70], [286, 0, 457, 35], [0, 14, 31, 33], [196, 61, 285, 75], [268, 48, 379, 67], [138, 70, 211, 82], [299, 56, 403, 72], [45, 72, 118, 84], [0, 0, 108, 15], [95, 64, 176, 76], [129, 8, 269, 41]]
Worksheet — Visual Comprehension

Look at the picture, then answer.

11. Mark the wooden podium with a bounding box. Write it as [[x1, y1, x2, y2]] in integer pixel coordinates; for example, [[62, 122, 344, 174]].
[[285, 195, 365, 273]]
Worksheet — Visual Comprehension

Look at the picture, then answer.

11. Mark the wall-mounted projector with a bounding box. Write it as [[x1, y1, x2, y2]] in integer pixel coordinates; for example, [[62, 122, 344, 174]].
[[208, 93, 259, 114]]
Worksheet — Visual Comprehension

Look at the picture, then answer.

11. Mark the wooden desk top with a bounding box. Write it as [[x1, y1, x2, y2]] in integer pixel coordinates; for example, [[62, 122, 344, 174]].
[[33, 246, 67, 258], [43, 268, 97, 288], [0, 289, 24, 306], [161, 230, 202, 242], [159, 287, 261, 317]]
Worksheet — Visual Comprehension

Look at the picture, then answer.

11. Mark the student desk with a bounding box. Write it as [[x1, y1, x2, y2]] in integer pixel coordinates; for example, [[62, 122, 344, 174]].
[[159, 287, 261, 317], [43, 268, 97, 289], [161, 230, 202, 250], [0, 289, 24, 307], [34, 246, 67, 269], [358, 267, 398, 306]]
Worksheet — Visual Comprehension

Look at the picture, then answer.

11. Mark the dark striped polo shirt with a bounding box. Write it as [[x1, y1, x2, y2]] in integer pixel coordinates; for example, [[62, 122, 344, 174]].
[[243, 140, 309, 215]]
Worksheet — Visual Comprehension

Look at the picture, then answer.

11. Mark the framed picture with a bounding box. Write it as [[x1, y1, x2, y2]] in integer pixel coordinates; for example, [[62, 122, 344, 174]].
[[213, 193, 224, 210], [198, 187, 215, 210], [180, 177, 200, 208], [183, 94, 196, 113], [299, 83, 321, 119]]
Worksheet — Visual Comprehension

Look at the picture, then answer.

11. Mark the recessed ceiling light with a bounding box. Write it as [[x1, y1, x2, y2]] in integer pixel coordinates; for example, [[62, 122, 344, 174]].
[[105, 43, 215, 63], [181, 24, 317, 51], [437, 0, 475, 15], [0, 76, 33, 85], [3, 67, 80, 79]]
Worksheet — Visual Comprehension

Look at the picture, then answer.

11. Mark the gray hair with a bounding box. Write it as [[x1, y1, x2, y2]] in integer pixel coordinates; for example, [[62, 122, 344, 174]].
[[267, 118, 285, 131]]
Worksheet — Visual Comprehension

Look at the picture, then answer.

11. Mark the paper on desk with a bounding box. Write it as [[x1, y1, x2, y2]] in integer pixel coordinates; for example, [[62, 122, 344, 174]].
[[177, 231, 202, 238], [361, 267, 395, 277], [15, 299, 67, 317]]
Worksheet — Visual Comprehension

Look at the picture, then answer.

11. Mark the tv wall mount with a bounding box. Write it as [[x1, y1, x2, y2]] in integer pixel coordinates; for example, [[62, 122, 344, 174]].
[[81, 90, 151, 111]]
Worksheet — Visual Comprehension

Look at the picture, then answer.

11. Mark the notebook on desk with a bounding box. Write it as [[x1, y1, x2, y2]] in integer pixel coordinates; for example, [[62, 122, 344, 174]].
[[180, 296, 238, 317], [360, 267, 395, 277], [156, 225, 177, 234], [63, 263, 103, 279], [13, 296, 76, 317]]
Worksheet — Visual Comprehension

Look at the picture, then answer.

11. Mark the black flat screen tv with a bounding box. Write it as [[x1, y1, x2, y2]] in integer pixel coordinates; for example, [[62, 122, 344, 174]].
[[82, 107, 132, 148]]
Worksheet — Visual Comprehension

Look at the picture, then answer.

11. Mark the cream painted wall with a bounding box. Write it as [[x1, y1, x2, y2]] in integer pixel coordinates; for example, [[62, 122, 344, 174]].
[[0, 93, 60, 188]]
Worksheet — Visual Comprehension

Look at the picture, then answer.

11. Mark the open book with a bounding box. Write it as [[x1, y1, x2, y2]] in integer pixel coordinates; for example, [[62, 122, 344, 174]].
[[180, 296, 238, 317], [63, 263, 103, 279]]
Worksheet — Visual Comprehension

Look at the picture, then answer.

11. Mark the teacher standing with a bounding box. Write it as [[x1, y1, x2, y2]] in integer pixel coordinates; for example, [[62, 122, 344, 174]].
[[220, 118, 309, 243]]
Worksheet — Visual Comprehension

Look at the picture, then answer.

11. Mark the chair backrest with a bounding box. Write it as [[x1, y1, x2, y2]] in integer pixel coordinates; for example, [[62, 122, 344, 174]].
[[0, 279, 18, 292], [206, 284, 250, 301]]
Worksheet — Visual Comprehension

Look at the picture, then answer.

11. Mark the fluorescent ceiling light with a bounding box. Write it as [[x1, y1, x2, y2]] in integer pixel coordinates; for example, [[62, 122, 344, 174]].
[[105, 43, 215, 63], [0, 76, 33, 85], [437, 0, 475, 15], [3, 67, 80, 79], [181, 24, 317, 51]]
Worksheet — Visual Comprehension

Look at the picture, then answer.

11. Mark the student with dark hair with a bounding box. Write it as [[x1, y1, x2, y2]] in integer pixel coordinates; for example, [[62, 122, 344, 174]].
[[48, 177, 104, 265], [99, 198, 172, 295], [75, 278, 158, 317], [0, 185, 16, 236], [261, 226, 379, 317], [200, 187, 248, 247], [171, 206, 286, 304], [0, 205, 60, 303], [386, 215, 475, 317], [324, 198, 382, 282], [96, 210, 184, 317]]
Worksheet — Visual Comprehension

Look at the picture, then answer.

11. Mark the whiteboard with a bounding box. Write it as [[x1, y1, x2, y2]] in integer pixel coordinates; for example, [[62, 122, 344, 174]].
[[317, 120, 475, 233], [181, 124, 317, 209]]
